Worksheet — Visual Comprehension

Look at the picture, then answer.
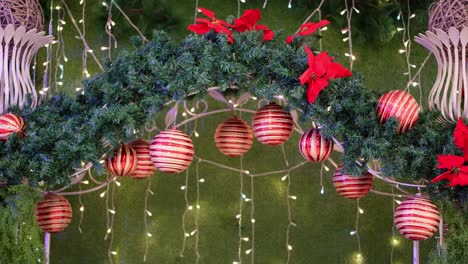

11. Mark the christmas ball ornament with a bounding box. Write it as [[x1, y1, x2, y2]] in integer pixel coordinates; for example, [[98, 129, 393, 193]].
[[299, 128, 334, 162], [129, 139, 157, 179], [394, 195, 440, 241], [376, 90, 419, 134], [105, 144, 138, 177], [333, 165, 373, 199], [0, 113, 25, 140], [36, 193, 72, 233], [252, 102, 294, 146], [0, 0, 44, 31], [150, 129, 194, 173], [214, 116, 253, 157]]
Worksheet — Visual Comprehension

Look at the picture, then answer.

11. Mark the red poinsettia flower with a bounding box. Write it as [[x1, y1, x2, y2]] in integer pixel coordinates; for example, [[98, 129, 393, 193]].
[[431, 154, 468, 186], [286, 20, 330, 44], [233, 9, 274, 41], [299, 46, 352, 104], [188, 8, 234, 43]]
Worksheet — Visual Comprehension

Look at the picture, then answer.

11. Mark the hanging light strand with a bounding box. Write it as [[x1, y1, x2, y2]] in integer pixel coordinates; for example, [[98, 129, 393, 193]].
[[179, 165, 191, 257], [143, 177, 153, 262], [195, 159, 202, 264]]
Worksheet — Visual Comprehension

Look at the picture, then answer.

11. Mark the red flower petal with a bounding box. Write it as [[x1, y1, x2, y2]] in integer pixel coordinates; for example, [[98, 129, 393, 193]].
[[255, 24, 274, 41], [297, 20, 330, 37], [299, 68, 313, 86], [306, 78, 329, 104], [285, 34, 295, 44], [431, 171, 456, 183], [327, 61, 352, 79], [197, 8, 215, 19], [188, 23, 211, 34], [454, 117, 468, 150], [449, 172, 468, 186], [436, 154, 464, 169], [313, 51, 333, 78]]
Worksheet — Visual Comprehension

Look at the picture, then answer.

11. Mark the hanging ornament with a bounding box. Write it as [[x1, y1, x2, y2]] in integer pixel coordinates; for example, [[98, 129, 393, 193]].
[[36, 193, 72, 233], [150, 128, 194, 173], [252, 102, 294, 146], [394, 195, 440, 241], [214, 115, 253, 157], [0, 0, 44, 31], [129, 139, 157, 179], [105, 144, 138, 177], [0, 113, 26, 140], [333, 165, 373, 199], [299, 128, 334, 162], [376, 90, 419, 133]]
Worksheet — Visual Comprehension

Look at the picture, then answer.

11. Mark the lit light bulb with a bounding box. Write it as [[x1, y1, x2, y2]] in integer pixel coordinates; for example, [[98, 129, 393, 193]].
[[245, 249, 252, 254], [281, 175, 288, 181], [251, 219, 256, 223], [110, 251, 117, 255], [146, 210, 152, 216], [320, 187, 325, 194], [108, 209, 116, 215], [287, 244, 293, 251], [180, 186, 187, 190], [147, 233, 152, 237], [242, 237, 249, 241], [359, 208, 364, 214], [350, 231, 357, 235], [188, 206, 193, 210], [107, 228, 112, 234], [199, 178, 205, 183], [80, 206, 85, 212], [100, 191, 107, 198], [289, 195, 297, 200]]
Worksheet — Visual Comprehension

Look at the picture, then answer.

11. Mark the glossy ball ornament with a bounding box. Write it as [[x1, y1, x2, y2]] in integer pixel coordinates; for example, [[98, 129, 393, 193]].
[[214, 116, 253, 157], [333, 165, 373, 199], [376, 90, 419, 134], [299, 128, 334, 162], [252, 102, 294, 146], [129, 139, 157, 179], [394, 195, 440, 241], [36, 193, 72, 233], [150, 129, 194, 173], [0, 113, 25, 140], [105, 144, 138, 177]]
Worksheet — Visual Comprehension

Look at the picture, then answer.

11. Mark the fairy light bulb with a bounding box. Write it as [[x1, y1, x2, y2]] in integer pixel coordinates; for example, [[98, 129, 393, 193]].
[[350, 231, 357, 235], [80, 206, 85, 212], [358, 208, 364, 214], [107, 228, 112, 234], [100, 191, 107, 198], [320, 187, 325, 194], [147, 233, 152, 237], [110, 251, 117, 255], [146, 210, 152, 216]]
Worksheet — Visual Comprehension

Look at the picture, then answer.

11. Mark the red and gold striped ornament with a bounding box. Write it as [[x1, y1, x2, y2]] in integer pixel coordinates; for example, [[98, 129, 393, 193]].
[[394, 195, 440, 241], [129, 139, 157, 179], [376, 90, 419, 134], [333, 165, 373, 199], [150, 129, 194, 173], [299, 128, 334, 162], [0, 113, 26, 140], [105, 144, 138, 176], [36, 193, 72, 233], [252, 102, 294, 146], [214, 116, 253, 157]]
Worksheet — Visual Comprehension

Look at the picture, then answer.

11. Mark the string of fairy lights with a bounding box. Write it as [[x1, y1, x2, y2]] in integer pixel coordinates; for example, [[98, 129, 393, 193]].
[[42, 0, 440, 263]]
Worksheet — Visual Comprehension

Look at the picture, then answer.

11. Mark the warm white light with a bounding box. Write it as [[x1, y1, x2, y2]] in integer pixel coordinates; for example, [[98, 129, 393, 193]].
[[242, 237, 249, 241], [236, 214, 241, 219], [110, 251, 117, 255], [395, 199, 402, 205], [320, 187, 325, 194], [107, 228, 112, 234], [188, 206, 193, 210], [323, 165, 330, 172], [114, 180, 121, 187], [353, 7, 360, 13], [399, 49, 406, 54], [350, 231, 357, 235], [287, 244, 293, 251], [251, 219, 256, 223], [359, 208, 364, 214], [108, 209, 116, 215], [289, 195, 297, 200], [397, 27, 404, 32], [410, 14, 416, 19], [181, 186, 187, 190], [199, 178, 205, 183], [190, 230, 197, 236], [281, 175, 288, 181], [194, 131, 199, 137], [245, 249, 252, 254], [147, 233, 152, 237], [146, 210, 152, 216], [340, 9, 347, 15], [80, 206, 85, 212], [100, 191, 107, 198]]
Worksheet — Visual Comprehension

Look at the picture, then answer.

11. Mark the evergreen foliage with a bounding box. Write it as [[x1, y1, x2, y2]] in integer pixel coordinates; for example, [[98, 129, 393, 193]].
[[0, 186, 43, 263], [0, 29, 465, 203]]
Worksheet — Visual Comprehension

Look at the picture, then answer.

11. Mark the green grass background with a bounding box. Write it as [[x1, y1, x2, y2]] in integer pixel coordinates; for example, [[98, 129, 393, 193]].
[[49, 0, 438, 263]]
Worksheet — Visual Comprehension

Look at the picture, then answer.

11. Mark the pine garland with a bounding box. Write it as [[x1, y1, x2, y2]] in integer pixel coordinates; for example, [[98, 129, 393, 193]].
[[0, 29, 465, 201]]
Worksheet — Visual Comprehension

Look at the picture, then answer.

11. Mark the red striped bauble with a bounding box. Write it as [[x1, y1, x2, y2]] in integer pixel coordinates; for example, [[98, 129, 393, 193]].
[[0, 113, 26, 140], [299, 128, 334, 162], [376, 90, 419, 134], [129, 139, 157, 179], [252, 102, 294, 146], [105, 144, 138, 177], [214, 116, 253, 157], [394, 195, 440, 241], [333, 165, 373, 199], [150, 129, 194, 173], [36, 193, 72, 233]]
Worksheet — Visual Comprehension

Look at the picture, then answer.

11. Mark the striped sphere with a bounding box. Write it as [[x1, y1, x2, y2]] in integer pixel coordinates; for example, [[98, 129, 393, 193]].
[[252, 102, 294, 146], [333, 165, 373, 199], [105, 144, 138, 177], [129, 139, 157, 179], [150, 129, 194, 173], [36, 193, 72, 233], [0, 113, 25, 140], [376, 90, 419, 134], [394, 195, 440, 241], [299, 128, 334, 162], [214, 116, 253, 157]]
